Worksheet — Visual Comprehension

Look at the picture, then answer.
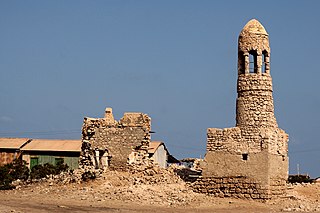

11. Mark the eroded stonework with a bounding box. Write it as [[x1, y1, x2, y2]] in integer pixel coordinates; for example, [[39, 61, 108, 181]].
[[80, 108, 151, 170], [192, 19, 289, 199]]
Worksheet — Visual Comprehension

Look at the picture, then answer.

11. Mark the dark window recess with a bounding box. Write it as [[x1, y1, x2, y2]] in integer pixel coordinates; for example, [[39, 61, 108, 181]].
[[55, 158, 64, 165], [262, 50, 268, 73], [242, 154, 248, 160], [249, 50, 257, 73]]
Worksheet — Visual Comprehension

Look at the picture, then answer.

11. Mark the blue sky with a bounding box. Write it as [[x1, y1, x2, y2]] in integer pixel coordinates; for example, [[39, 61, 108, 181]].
[[0, 1, 319, 177]]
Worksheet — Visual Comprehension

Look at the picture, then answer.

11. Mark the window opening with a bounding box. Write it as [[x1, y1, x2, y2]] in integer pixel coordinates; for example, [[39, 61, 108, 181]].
[[262, 51, 268, 73], [94, 149, 100, 169], [249, 51, 257, 73], [99, 149, 110, 169], [242, 154, 248, 161]]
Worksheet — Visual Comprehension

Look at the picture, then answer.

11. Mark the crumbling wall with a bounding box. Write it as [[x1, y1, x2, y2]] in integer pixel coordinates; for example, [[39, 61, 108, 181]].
[[206, 127, 242, 153], [196, 126, 288, 199], [80, 108, 151, 170], [199, 121, 288, 199]]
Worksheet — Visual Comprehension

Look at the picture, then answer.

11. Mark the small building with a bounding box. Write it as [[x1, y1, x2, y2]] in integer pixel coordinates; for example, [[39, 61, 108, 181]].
[[0, 138, 30, 166], [148, 141, 179, 168], [21, 139, 81, 170]]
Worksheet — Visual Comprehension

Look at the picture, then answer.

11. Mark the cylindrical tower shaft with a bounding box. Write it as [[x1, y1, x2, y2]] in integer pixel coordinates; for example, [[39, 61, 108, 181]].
[[236, 19, 277, 129]]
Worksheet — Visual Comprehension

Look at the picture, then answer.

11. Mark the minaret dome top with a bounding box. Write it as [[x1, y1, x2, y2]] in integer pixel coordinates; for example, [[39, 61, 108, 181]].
[[238, 19, 270, 75], [239, 19, 268, 36]]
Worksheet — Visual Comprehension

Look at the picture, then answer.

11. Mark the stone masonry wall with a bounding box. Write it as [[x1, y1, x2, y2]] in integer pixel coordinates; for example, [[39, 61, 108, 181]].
[[206, 127, 242, 153], [191, 176, 269, 199], [80, 108, 151, 170], [236, 74, 277, 130], [206, 127, 287, 156], [202, 124, 288, 199]]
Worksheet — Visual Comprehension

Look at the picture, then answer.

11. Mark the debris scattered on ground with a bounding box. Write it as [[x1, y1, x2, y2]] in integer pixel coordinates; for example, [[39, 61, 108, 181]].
[[3, 166, 320, 212]]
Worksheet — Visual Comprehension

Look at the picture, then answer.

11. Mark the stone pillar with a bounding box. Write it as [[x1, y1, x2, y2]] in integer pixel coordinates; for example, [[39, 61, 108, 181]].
[[244, 53, 249, 74], [265, 56, 270, 74], [257, 55, 262, 74], [104, 107, 115, 124], [95, 149, 100, 169]]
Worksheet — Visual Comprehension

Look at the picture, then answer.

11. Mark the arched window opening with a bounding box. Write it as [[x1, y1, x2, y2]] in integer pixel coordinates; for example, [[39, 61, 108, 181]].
[[262, 50, 268, 73], [249, 51, 257, 74], [238, 51, 245, 74]]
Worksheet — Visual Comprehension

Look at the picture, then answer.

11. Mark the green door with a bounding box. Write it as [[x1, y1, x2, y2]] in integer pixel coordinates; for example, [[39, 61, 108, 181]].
[[30, 157, 39, 169]]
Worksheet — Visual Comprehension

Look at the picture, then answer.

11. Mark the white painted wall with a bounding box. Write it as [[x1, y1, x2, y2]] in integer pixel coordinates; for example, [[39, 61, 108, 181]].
[[151, 145, 167, 168]]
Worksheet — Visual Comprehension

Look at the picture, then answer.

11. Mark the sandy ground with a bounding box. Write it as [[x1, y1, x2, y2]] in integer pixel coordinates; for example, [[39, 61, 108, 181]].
[[0, 170, 319, 213], [0, 191, 277, 213]]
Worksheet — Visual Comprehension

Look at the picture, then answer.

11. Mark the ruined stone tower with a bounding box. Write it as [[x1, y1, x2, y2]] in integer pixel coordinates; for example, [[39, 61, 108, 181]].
[[193, 19, 289, 199], [80, 107, 151, 170]]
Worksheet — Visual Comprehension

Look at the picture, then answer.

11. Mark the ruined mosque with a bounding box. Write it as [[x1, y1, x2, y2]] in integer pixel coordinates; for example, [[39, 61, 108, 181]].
[[193, 19, 289, 199], [79, 19, 289, 199]]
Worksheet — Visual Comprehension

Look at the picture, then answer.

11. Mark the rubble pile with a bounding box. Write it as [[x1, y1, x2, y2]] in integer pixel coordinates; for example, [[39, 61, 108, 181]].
[[86, 166, 201, 206], [8, 165, 204, 207], [4, 167, 320, 211], [273, 182, 320, 212], [169, 164, 201, 183]]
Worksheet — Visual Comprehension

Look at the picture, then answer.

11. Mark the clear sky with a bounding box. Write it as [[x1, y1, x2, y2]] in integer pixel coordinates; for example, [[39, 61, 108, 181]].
[[0, 0, 319, 177]]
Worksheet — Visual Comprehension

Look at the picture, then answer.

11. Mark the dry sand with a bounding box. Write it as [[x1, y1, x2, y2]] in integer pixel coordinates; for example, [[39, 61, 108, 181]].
[[0, 170, 319, 212]]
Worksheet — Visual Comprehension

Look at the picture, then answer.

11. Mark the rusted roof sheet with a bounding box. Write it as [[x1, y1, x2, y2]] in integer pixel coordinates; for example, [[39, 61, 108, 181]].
[[21, 139, 81, 152], [148, 141, 164, 154], [0, 138, 30, 149]]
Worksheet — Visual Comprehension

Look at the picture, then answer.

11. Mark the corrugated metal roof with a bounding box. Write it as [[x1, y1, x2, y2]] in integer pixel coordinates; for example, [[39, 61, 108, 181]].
[[21, 139, 81, 152], [0, 138, 30, 149], [148, 141, 164, 154]]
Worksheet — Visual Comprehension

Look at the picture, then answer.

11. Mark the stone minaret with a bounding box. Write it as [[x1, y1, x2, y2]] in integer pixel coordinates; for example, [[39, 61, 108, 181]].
[[195, 19, 289, 199], [236, 19, 277, 130]]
